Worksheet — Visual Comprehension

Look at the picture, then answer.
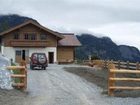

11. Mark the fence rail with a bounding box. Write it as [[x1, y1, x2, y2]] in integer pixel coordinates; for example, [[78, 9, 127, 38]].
[[85, 60, 140, 96], [84, 60, 140, 70], [108, 68, 140, 96], [7, 66, 27, 90]]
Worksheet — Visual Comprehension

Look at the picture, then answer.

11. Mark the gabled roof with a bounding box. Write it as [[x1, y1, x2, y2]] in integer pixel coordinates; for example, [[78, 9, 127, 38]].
[[58, 33, 81, 46], [0, 20, 64, 39]]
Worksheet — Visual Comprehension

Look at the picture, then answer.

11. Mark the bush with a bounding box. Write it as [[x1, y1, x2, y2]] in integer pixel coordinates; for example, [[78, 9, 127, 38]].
[[91, 55, 100, 60]]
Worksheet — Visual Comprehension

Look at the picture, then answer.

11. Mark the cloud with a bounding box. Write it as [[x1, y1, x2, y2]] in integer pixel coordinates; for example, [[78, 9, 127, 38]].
[[90, 22, 140, 49], [0, 0, 140, 49], [1, 0, 140, 26]]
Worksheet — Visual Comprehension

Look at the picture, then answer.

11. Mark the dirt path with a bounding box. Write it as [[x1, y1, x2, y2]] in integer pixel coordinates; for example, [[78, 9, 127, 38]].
[[27, 64, 106, 105]]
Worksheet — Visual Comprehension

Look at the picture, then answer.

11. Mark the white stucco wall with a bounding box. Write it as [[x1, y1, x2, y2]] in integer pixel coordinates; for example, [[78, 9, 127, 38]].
[[3, 47, 57, 63], [3, 47, 15, 61], [1, 45, 4, 55], [28, 47, 57, 62]]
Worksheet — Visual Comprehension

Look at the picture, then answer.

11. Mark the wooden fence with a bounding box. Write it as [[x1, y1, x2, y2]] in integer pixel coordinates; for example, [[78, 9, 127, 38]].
[[85, 60, 140, 96], [108, 67, 140, 96], [84, 60, 140, 70], [108, 60, 140, 70], [7, 66, 27, 90]]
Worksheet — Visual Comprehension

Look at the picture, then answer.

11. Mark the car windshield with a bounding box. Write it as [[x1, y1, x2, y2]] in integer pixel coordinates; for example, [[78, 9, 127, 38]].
[[38, 54, 45, 58]]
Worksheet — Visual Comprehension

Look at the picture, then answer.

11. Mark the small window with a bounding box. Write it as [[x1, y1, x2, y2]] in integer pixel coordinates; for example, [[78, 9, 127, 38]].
[[16, 50, 21, 56], [24, 34, 29, 40], [24, 33, 37, 40], [30, 34, 36, 40], [40, 34, 47, 40], [14, 33, 19, 39]]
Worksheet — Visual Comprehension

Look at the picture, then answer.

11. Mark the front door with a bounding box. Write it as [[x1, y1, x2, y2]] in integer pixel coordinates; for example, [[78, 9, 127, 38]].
[[15, 50, 29, 63], [48, 52, 54, 64], [15, 50, 22, 63]]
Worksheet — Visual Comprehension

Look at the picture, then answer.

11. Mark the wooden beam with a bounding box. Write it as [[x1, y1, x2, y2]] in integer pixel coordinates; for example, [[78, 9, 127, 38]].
[[129, 62, 137, 66], [110, 69, 140, 74], [7, 66, 25, 70], [120, 62, 127, 65], [110, 78, 140, 81], [128, 66, 137, 69], [109, 86, 140, 90], [120, 65, 127, 68], [12, 83, 25, 87], [11, 74, 26, 78]]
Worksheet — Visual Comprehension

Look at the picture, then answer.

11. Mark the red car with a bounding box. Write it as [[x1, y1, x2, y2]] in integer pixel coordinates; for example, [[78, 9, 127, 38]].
[[30, 53, 48, 70]]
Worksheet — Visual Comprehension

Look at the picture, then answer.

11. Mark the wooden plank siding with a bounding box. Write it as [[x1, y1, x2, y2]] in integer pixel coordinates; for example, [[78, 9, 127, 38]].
[[10, 40, 48, 47], [2, 24, 58, 47], [57, 46, 74, 63], [0, 21, 81, 64]]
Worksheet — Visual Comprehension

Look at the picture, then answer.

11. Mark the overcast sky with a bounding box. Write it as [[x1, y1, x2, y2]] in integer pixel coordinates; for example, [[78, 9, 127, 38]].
[[0, 0, 140, 49]]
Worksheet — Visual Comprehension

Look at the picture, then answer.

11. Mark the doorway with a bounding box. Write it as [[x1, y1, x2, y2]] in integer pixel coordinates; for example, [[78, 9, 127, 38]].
[[22, 50, 25, 60], [15, 50, 22, 63], [15, 50, 29, 63], [48, 52, 54, 63]]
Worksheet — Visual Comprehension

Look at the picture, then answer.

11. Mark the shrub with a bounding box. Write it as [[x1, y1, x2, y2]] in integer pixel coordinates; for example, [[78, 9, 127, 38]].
[[91, 55, 100, 60]]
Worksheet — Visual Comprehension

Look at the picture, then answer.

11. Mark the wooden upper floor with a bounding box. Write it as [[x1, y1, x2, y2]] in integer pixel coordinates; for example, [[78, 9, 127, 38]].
[[0, 20, 81, 48], [0, 21, 63, 47]]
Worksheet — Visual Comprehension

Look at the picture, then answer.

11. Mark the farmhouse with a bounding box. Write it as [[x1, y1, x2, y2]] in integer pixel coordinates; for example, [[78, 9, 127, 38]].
[[0, 20, 81, 63]]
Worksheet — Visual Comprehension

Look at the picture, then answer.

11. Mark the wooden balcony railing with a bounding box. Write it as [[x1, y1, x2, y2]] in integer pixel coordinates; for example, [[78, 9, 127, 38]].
[[10, 40, 48, 47]]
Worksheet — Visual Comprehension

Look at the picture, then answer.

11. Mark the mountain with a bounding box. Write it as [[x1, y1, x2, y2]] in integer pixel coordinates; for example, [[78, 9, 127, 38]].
[[0, 14, 139, 62], [76, 34, 140, 62], [119, 45, 140, 62], [0, 14, 36, 32]]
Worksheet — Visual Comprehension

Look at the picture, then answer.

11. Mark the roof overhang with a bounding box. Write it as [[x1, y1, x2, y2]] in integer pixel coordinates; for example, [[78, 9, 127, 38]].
[[58, 34, 82, 47], [0, 20, 64, 39]]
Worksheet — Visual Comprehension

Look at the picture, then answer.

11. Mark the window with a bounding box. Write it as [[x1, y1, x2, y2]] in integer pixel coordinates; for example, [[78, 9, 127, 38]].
[[15, 50, 21, 56], [30, 34, 36, 40], [14, 33, 19, 39], [40, 34, 47, 40], [24, 34, 29, 40], [24, 33, 37, 40]]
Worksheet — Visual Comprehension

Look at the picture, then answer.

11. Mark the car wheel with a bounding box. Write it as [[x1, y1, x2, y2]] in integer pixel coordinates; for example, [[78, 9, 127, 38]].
[[30, 65, 34, 70], [42, 66, 46, 70]]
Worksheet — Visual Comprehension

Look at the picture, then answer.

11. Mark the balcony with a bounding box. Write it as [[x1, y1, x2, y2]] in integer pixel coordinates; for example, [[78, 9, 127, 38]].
[[10, 40, 48, 47]]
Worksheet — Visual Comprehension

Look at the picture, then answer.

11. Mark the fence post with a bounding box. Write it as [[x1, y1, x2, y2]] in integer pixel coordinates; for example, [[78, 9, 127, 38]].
[[126, 61, 129, 69], [20, 60, 27, 90], [74, 60, 77, 64], [108, 60, 110, 68], [105, 60, 107, 69], [118, 60, 120, 69], [24, 67, 27, 90], [82, 60, 85, 64], [111, 60, 113, 65], [136, 62, 139, 70], [20, 60, 27, 68], [108, 63, 115, 96]]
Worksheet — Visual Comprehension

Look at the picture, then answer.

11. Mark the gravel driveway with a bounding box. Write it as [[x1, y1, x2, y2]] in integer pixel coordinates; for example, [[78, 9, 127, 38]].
[[23, 64, 140, 105]]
